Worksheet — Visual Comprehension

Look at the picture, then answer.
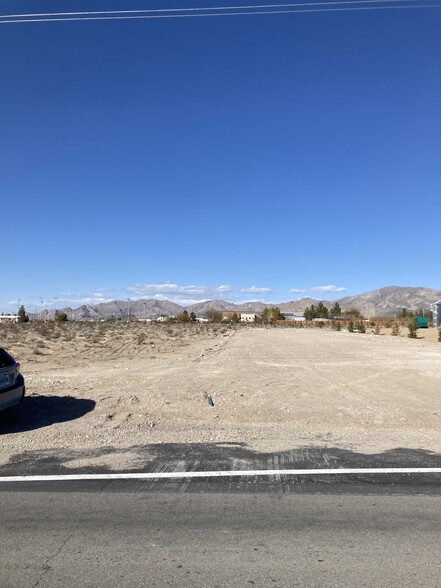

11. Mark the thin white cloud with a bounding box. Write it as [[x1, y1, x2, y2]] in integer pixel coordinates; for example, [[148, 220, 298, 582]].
[[310, 285, 347, 293], [92, 287, 118, 296], [126, 282, 234, 304], [51, 292, 116, 306], [1, 281, 293, 313], [240, 286, 273, 294], [7, 300, 21, 307], [1, 291, 118, 312], [289, 288, 307, 293]]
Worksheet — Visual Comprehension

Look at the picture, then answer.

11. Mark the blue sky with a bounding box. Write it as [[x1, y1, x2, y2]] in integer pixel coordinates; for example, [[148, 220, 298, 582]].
[[1, 1, 440, 312]]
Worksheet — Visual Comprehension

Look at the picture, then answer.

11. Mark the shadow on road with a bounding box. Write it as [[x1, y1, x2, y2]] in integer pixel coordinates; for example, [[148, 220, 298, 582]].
[[0, 394, 95, 434]]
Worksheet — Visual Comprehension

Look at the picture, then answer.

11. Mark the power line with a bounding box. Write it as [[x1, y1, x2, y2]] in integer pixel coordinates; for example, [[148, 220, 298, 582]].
[[0, 1, 439, 24], [0, 0, 432, 18]]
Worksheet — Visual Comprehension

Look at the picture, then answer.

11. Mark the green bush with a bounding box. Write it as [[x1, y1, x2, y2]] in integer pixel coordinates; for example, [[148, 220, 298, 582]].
[[55, 312, 68, 323], [407, 322, 418, 339], [356, 321, 366, 334]]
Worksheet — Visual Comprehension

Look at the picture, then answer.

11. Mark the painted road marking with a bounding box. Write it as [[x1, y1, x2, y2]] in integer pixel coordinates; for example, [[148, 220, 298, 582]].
[[0, 468, 441, 483]]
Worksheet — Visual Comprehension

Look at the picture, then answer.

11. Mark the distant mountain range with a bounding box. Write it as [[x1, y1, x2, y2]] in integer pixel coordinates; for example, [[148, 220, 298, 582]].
[[36, 286, 441, 321]]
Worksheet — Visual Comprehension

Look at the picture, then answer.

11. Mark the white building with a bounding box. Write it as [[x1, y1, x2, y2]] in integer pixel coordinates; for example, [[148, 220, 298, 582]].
[[283, 312, 305, 322], [240, 313, 256, 323], [431, 300, 441, 327], [0, 314, 19, 323]]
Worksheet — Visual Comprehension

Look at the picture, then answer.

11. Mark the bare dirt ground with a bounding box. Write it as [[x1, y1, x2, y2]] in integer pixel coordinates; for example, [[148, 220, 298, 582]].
[[1, 322, 440, 471]]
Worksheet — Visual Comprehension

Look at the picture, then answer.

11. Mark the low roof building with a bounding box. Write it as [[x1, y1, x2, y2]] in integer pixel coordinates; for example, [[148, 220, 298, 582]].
[[240, 313, 256, 322], [0, 314, 19, 323]]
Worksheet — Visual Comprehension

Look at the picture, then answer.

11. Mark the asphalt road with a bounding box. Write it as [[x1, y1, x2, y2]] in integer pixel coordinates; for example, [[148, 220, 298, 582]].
[[1, 477, 441, 588]]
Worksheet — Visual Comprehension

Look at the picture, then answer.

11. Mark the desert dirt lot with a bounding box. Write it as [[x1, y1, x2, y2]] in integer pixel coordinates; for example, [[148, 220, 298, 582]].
[[1, 321, 441, 471]]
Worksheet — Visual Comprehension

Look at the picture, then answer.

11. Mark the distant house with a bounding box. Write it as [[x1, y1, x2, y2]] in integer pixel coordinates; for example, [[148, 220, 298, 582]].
[[431, 300, 441, 327], [282, 312, 305, 322], [240, 313, 256, 323], [222, 312, 238, 321], [156, 315, 169, 322], [195, 317, 208, 323], [0, 314, 19, 323]]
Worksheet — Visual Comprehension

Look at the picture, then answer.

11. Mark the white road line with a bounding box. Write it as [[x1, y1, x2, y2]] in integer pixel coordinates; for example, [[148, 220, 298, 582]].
[[0, 468, 441, 483]]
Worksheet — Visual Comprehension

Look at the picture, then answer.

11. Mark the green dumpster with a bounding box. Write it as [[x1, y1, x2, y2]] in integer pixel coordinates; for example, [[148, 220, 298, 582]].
[[414, 316, 429, 328]]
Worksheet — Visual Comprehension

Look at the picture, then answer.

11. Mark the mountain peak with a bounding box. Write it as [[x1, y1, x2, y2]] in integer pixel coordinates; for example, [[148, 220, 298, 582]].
[[42, 286, 441, 320]]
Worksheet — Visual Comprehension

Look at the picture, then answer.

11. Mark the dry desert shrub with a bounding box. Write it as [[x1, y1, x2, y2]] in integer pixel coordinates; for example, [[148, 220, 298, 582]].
[[0, 326, 14, 343], [391, 322, 400, 336], [2, 318, 223, 364]]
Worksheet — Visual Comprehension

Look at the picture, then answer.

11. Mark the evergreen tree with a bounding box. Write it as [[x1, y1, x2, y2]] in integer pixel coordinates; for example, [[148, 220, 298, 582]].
[[272, 307, 285, 321], [304, 303, 328, 320], [316, 302, 329, 318], [261, 307, 284, 323], [356, 321, 366, 333], [303, 305, 316, 321], [17, 305, 29, 323], [407, 322, 418, 339]]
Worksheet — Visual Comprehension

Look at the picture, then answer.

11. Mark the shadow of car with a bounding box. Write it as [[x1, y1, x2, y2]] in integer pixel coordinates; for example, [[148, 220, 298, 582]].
[[0, 394, 96, 434]]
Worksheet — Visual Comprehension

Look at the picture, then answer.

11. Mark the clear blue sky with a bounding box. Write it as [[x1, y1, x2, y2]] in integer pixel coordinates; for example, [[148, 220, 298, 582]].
[[1, 1, 440, 312]]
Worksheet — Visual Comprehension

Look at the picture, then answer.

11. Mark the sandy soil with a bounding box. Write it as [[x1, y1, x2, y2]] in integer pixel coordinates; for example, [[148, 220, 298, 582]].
[[1, 322, 440, 470]]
